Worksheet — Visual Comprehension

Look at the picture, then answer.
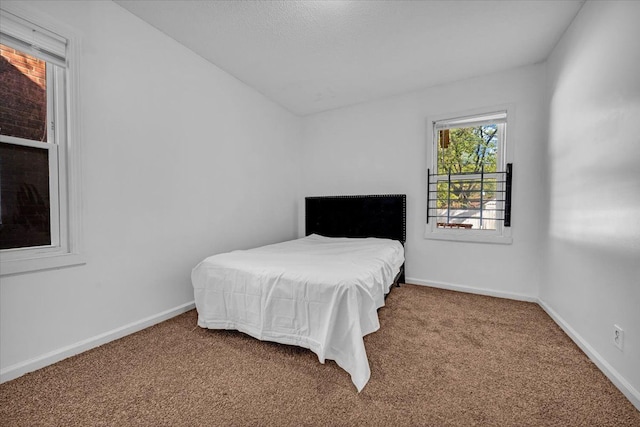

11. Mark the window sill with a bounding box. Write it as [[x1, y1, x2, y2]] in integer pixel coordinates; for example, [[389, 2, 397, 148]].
[[1, 252, 86, 276], [425, 230, 513, 245]]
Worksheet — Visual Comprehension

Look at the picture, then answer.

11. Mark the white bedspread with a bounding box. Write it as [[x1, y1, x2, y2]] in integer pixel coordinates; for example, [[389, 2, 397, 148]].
[[191, 234, 404, 391]]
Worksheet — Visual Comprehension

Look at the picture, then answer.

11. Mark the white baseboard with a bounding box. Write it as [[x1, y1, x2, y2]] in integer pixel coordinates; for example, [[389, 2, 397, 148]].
[[0, 301, 195, 384], [405, 277, 538, 302], [538, 299, 640, 411]]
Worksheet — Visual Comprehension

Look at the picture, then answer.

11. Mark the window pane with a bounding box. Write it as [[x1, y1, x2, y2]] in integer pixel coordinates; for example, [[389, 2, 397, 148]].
[[435, 177, 500, 230], [0, 43, 48, 142], [437, 125, 498, 174], [0, 142, 51, 249], [434, 122, 501, 231]]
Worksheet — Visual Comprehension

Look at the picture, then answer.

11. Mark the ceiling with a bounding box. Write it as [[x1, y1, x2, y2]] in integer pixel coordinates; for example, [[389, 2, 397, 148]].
[[114, 0, 584, 116]]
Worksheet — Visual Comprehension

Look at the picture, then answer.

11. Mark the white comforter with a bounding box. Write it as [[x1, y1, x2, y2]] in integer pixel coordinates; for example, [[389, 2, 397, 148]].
[[191, 234, 404, 391]]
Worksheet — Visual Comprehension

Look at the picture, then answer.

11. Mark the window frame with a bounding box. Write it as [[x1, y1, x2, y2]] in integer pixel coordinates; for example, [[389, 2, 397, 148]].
[[1, 5, 84, 276], [425, 105, 514, 245]]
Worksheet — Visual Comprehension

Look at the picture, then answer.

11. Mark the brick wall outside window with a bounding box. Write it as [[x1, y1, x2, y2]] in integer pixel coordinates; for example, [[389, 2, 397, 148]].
[[0, 44, 47, 141]]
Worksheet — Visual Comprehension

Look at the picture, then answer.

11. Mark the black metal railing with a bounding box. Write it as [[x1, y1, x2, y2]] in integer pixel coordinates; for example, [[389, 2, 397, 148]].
[[427, 163, 512, 228]]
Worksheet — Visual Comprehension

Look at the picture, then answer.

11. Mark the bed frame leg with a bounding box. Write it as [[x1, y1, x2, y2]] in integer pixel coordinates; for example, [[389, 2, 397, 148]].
[[395, 265, 405, 287]]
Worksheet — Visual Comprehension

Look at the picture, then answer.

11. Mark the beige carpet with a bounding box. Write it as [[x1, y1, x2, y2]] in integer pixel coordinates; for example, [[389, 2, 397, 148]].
[[1, 284, 638, 426]]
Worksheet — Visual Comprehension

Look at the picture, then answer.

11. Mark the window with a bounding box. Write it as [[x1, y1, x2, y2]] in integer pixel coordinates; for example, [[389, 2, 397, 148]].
[[1, 7, 83, 275], [426, 108, 512, 244]]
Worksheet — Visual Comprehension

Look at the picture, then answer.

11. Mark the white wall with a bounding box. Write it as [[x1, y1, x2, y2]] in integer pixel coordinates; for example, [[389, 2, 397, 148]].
[[542, 0, 640, 406], [0, 1, 300, 378], [300, 64, 547, 301]]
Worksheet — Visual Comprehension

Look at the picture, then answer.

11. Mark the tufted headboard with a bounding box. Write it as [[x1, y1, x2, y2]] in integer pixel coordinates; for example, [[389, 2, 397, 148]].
[[305, 194, 406, 244]]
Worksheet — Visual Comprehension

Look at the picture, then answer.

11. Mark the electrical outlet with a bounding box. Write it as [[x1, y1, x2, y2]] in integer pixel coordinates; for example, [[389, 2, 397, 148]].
[[613, 325, 624, 351]]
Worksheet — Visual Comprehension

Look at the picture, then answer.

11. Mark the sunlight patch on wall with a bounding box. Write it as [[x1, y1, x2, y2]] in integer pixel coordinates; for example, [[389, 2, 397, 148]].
[[547, 83, 640, 256]]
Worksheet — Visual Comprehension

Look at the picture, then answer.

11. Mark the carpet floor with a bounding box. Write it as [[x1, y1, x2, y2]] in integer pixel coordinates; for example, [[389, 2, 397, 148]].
[[1, 284, 638, 426]]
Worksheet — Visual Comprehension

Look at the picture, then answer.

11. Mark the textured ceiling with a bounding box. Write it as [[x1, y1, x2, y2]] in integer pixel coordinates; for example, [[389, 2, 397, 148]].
[[114, 0, 584, 116]]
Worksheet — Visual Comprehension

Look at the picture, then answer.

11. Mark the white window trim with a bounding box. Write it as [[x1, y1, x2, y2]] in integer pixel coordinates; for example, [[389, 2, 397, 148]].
[[1, 4, 84, 276], [425, 105, 514, 245]]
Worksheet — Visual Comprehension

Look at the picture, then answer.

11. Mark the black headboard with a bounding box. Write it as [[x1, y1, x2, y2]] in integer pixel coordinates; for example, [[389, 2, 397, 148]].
[[305, 194, 406, 244]]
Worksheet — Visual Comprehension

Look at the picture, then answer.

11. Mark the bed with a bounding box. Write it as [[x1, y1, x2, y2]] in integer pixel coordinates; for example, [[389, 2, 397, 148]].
[[191, 194, 406, 391]]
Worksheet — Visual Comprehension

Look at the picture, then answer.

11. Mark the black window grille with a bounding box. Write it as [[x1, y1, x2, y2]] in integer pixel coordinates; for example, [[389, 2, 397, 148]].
[[427, 163, 512, 228]]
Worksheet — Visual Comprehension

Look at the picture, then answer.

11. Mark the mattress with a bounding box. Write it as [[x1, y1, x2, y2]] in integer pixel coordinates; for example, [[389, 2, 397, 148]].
[[191, 234, 405, 391]]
